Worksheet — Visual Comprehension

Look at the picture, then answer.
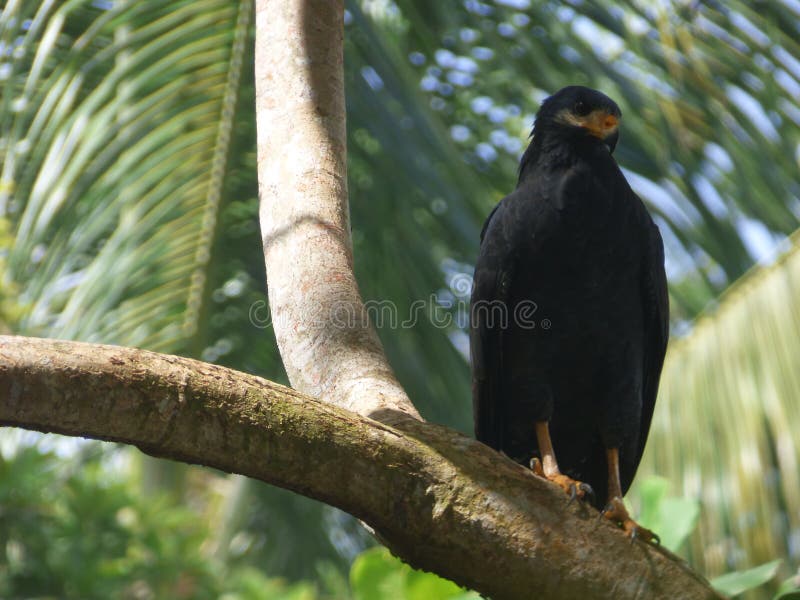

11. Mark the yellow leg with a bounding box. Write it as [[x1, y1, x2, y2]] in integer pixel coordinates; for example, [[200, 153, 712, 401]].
[[601, 448, 659, 543], [531, 421, 594, 504]]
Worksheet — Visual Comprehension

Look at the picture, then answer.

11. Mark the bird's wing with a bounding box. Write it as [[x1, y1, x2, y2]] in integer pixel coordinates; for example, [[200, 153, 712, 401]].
[[470, 199, 514, 448], [635, 221, 669, 465], [470, 176, 566, 449], [479, 201, 502, 242]]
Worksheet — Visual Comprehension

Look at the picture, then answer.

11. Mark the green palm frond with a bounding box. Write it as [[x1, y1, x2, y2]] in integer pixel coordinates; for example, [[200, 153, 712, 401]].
[[390, 0, 800, 320], [345, 2, 493, 429], [632, 229, 800, 579], [1, 0, 251, 353]]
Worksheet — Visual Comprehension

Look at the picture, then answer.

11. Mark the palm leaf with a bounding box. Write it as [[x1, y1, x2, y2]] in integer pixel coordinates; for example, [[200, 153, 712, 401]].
[[1, 0, 252, 355], [390, 0, 800, 320], [632, 229, 800, 581]]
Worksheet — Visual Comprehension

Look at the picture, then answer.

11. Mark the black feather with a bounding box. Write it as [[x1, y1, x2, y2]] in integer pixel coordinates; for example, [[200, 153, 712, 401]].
[[470, 86, 668, 507]]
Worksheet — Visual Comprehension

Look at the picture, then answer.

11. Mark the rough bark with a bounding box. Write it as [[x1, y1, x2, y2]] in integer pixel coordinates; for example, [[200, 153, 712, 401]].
[[0, 335, 720, 600], [255, 0, 418, 419]]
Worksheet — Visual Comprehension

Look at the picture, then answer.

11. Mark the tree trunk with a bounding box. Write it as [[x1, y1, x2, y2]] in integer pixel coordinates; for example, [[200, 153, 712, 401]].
[[255, 0, 418, 419]]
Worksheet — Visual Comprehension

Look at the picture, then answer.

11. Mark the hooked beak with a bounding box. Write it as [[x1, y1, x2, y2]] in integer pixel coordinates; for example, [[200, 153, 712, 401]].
[[582, 111, 619, 140], [554, 107, 621, 152]]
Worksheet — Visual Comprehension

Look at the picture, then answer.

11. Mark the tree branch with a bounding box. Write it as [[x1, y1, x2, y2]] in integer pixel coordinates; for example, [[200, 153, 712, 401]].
[[1, 335, 720, 600]]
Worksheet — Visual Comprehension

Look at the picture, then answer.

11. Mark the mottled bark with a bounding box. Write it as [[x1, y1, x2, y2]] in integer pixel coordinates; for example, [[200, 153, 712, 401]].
[[255, 0, 417, 418], [0, 336, 720, 600]]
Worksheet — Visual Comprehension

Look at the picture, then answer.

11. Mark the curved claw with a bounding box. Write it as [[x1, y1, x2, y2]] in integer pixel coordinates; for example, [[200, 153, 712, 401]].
[[566, 482, 578, 506], [629, 525, 660, 545], [528, 460, 593, 506], [626, 522, 660, 545], [567, 482, 595, 506], [601, 497, 660, 544], [650, 531, 661, 545], [580, 482, 595, 506]]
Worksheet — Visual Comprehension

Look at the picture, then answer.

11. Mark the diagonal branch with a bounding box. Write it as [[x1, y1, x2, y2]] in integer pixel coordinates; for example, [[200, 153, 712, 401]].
[[0, 335, 719, 600]]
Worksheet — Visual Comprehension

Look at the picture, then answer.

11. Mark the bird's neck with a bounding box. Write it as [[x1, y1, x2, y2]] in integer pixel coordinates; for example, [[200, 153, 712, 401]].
[[516, 123, 601, 185]]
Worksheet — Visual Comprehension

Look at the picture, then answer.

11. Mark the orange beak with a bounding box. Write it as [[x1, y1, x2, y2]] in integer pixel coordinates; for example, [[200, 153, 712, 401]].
[[555, 108, 621, 139], [584, 111, 619, 139]]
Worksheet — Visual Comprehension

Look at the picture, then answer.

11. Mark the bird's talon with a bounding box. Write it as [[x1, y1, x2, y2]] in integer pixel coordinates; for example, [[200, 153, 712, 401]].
[[566, 483, 577, 506], [542, 473, 592, 504], [580, 483, 595, 506], [528, 459, 590, 505], [602, 497, 659, 544]]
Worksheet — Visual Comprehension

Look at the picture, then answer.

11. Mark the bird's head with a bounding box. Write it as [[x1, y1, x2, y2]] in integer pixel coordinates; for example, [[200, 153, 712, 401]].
[[535, 86, 622, 152]]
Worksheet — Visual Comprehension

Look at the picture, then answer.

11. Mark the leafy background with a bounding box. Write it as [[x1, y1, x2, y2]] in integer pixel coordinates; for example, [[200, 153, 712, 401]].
[[2, 0, 800, 597]]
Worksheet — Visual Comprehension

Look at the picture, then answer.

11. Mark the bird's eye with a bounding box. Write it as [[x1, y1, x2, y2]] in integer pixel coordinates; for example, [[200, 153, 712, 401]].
[[573, 100, 590, 116]]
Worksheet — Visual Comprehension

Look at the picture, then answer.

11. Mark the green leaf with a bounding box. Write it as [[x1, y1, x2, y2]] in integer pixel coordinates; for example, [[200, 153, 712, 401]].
[[349, 547, 479, 600], [406, 568, 477, 600], [711, 559, 782, 597], [636, 476, 670, 528], [632, 476, 700, 553], [773, 575, 800, 600], [656, 497, 701, 554], [350, 547, 407, 600]]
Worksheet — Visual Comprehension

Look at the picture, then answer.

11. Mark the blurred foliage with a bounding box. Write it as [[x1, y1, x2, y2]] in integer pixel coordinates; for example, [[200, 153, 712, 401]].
[[0, 217, 23, 331], [0, 441, 335, 600], [711, 560, 783, 598], [637, 481, 797, 599], [634, 475, 700, 553], [211, 476, 372, 584], [632, 229, 800, 593], [382, 0, 800, 323], [775, 575, 800, 600], [0, 439, 470, 599], [349, 547, 480, 600], [1, 0, 800, 597]]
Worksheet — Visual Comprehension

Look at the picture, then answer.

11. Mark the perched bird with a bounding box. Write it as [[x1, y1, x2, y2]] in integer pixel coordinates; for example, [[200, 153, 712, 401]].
[[470, 86, 668, 540]]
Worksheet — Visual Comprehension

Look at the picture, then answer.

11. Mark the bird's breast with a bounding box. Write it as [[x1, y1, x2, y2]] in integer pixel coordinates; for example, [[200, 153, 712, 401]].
[[514, 185, 645, 331]]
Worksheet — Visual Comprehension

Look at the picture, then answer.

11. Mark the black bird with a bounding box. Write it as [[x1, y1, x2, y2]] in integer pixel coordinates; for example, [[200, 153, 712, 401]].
[[470, 86, 668, 540]]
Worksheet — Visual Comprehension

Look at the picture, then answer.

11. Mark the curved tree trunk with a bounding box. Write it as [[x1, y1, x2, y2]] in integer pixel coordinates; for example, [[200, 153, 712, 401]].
[[255, 0, 418, 419]]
